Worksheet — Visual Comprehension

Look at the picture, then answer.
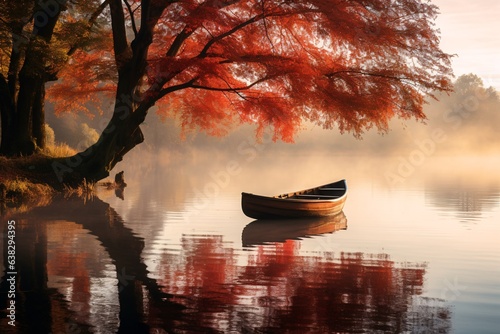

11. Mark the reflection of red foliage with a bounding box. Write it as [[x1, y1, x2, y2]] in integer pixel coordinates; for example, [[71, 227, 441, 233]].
[[46, 223, 92, 325], [12, 198, 449, 333], [156, 235, 442, 333]]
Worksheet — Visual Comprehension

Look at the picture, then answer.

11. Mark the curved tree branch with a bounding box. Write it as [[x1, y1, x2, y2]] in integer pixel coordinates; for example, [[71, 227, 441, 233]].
[[190, 75, 276, 93], [166, 28, 194, 57], [198, 13, 265, 58], [123, 0, 138, 36], [67, 0, 111, 57]]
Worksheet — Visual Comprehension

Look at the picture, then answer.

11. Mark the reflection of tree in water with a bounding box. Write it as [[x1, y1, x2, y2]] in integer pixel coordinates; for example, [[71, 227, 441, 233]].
[[2, 198, 451, 333], [425, 182, 500, 223], [0, 220, 93, 333], [1, 197, 183, 333], [159, 236, 451, 333]]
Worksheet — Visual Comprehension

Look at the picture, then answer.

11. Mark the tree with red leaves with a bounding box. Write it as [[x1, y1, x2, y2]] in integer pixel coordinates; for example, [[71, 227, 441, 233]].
[[1, 0, 453, 186]]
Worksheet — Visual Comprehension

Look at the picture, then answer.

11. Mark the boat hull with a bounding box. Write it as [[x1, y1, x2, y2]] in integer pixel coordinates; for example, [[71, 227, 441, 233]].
[[241, 180, 347, 219]]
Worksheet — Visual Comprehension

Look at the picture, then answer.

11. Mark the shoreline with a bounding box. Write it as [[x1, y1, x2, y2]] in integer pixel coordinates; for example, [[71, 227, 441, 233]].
[[0, 154, 103, 211]]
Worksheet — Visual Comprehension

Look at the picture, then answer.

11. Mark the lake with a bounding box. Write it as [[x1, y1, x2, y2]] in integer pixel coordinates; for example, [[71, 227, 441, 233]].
[[1, 151, 499, 333]]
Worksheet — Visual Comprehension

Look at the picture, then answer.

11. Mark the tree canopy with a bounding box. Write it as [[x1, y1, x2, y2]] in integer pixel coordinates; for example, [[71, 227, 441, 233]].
[[1, 0, 454, 183], [50, 0, 453, 140]]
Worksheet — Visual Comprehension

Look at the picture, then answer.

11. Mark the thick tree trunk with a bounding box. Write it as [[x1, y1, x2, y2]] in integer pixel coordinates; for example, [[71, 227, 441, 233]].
[[7, 23, 24, 97], [51, 107, 146, 185], [1, 72, 48, 155], [6, 0, 162, 181], [32, 82, 46, 149], [28, 1, 62, 153], [0, 74, 17, 155], [48, 0, 158, 185], [0, 2, 62, 156], [16, 69, 39, 155], [0, 25, 24, 156]]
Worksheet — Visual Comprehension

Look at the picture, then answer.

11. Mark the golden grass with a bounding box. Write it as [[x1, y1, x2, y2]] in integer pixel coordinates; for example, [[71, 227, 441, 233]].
[[63, 179, 96, 201], [0, 144, 95, 210], [42, 143, 77, 158], [1, 177, 54, 202]]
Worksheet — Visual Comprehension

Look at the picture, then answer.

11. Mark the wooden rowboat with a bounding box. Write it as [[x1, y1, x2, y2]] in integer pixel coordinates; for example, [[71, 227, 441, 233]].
[[241, 179, 347, 219]]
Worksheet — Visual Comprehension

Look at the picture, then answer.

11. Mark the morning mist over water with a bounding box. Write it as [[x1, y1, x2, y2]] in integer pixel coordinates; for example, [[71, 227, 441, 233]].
[[95, 73, 500, 194]]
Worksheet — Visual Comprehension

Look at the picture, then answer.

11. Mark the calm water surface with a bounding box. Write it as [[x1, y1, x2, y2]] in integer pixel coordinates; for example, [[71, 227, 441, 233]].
[[1, 153, 499, 333]]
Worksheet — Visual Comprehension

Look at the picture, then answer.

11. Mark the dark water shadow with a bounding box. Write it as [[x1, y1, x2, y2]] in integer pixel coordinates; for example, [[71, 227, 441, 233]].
[[0, 220, 93, 333], [1, 197, 185, 333], [242, 212, 347, 247]]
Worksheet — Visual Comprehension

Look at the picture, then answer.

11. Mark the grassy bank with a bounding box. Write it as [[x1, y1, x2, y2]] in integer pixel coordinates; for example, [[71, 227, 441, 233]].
[[0, 144, 95, 207]]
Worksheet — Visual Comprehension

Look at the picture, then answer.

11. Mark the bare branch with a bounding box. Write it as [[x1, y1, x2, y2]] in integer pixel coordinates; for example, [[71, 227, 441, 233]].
[[123, 0, 138, 36], [132, 78, 198, 123], [190, 75, 274, 93], [109, 0, 130, 68], [165, 0, 240, 58], [196, 8, 303, 59], [67, 0, 111, 56], [126, 0, 170, 90], [260, 0, 276, 53], [198, 14, 265, 58], [326, 70, 413, 84], [157, 78, 198, 99], [166, 28, 194, 57]]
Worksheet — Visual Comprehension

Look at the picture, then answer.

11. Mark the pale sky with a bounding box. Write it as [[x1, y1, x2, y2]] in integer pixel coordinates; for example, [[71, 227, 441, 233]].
[[432, 0, 500, 89]]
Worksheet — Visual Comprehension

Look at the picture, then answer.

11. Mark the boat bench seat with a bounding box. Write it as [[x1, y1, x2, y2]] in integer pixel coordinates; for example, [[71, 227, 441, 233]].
[[295, 194, 340, 199]]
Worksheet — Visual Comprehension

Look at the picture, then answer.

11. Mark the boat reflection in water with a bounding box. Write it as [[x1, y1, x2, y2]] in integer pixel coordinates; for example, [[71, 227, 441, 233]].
[[242, 211, 347, 246]]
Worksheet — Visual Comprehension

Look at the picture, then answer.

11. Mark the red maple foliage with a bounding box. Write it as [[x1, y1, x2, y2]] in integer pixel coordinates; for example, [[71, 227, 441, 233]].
[[49, 0, 453, 143]]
